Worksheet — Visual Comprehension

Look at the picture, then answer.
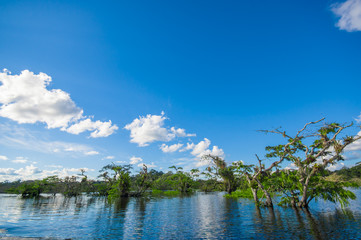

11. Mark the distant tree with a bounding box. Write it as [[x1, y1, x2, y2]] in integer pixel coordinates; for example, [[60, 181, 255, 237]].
[[234, 157, 275, 207], [8, 178, 54, 198], [203, 155, 239, 194], [63, 176, 82, 197], [133, 164, 152, 196], [199, 171, 222, 192], [167, 166, 197, 193], [99, 163, 132, 199]]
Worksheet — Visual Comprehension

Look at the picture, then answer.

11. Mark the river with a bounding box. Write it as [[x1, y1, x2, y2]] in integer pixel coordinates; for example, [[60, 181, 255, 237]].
[[0, 190, 360, 239]]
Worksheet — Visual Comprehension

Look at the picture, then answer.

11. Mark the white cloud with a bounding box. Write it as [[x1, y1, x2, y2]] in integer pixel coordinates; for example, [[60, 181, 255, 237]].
[[103, 156, 115, 160], [65, 119, 118, 138], [11, 157, 28, 164], [45, 165, 63, 168], [180, 142, 195, 152], [284, 163, 298, 171], [124, 112, 195, 146], [0, 70, 117, 138], [65, 167, 94, 173], [160, 143, 184, 153], [130, 156, 143, 164], [183, 138, 225, 159], [327, 162, 345, 171], [344, 131, 361, 151], [190, 138, 211, 157], [116, 161, 127, 164], [332, 0, 361, 32], [14, 164, 41, 175], [344, 151, 361, 160], [0, 168, 16, 175], [170, 127, 196, 137], [84, 151, 99, 156], [0, 165, 95, 181], [356, 113, 361, 123], [137, 162, 157, 168], [180, 138, 225, 168], [61, 144, 98, 156], [0, 155, 8, 160]]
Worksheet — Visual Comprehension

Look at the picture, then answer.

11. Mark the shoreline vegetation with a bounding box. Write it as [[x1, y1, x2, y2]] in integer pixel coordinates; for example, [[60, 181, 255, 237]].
[[1, 119, 361, 209]]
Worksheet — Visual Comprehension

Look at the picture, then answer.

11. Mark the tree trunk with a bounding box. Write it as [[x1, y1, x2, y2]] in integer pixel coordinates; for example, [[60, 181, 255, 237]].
[[254, 178, 273, 207], [227, 181, 232, 194], [251, 188, 259, 205], [298, 185, 309, 208]]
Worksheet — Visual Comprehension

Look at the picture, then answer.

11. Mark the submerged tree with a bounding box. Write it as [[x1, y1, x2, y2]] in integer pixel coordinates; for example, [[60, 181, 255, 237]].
[[234, 156, 275, 207], [62, 176, 82, 197], [167, 166, 198, 193], [7, 178, 55, 198], [133, 164, 152, 196], [262, 119, 361, 208], [99, 163, 132, 199], [203, 155, 239, 194]]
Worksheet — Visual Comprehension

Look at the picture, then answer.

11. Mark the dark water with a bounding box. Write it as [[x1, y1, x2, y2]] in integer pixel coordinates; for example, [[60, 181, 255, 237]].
[[0, 191, 360, 239]]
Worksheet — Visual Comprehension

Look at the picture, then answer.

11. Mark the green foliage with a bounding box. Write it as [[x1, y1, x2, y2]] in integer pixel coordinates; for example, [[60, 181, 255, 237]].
[[151, 189, 164, 195], [274, 169, 358, 208], [98, 163, 132, 200], [2, 119, 359, 211], [225, 189, 262, 199], [132, 164, 152, 196], [6, 178, 54, 198], [314, 180, 357, 209], [164, 190, 181, 196], [152, 172, 175, 190], [151, 189, 181, 196], [203, 155, 239, 194], [334, 164, 361, 181], [166, 166, 195, 193], [62, 176, 82, 197], [262, 120, 360, 208]]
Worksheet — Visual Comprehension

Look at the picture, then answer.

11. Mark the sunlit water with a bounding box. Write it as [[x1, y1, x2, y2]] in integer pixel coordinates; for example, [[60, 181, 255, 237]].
[[0, 190, 360, 239]]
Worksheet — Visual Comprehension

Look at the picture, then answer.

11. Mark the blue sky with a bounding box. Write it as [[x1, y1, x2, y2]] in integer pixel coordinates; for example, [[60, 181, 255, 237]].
[[0, 0, 361, 180]]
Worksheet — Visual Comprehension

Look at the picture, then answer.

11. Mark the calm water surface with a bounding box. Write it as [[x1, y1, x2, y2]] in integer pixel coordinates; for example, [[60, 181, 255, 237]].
[[0, 191, 360, 239]]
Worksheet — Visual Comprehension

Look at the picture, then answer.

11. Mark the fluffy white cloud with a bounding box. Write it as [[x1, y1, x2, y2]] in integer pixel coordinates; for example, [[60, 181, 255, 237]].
[[184, 138, 225, 159], [124, 112, 195, 146], [14, 164, 41, 176], [45, 165, 63, 168], [0, 165, 95, 182], [327, 162, 345, 171], [332, 0, 361, 32], [0, 70, 117, 138], [103, 156, 115, 160], [137, 162, 157, 168], [130, 156, 143, 164], [0, 155, 8, 160], [0, 168, 16, 175], [180, 138, 225, 168], [65, 119, 118, 138], [0, 69, 82, 128], [284, 163, 298, 171], [170, 127, 196, 137], [160, 143, 184, 153]]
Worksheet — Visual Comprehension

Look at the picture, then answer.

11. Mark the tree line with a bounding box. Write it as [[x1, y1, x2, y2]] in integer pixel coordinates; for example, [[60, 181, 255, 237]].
[[2, 119, 361, 209]]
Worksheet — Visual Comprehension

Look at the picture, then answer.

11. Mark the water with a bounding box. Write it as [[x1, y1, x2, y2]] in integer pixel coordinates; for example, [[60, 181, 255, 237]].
[[0, 191, 360, 239]]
